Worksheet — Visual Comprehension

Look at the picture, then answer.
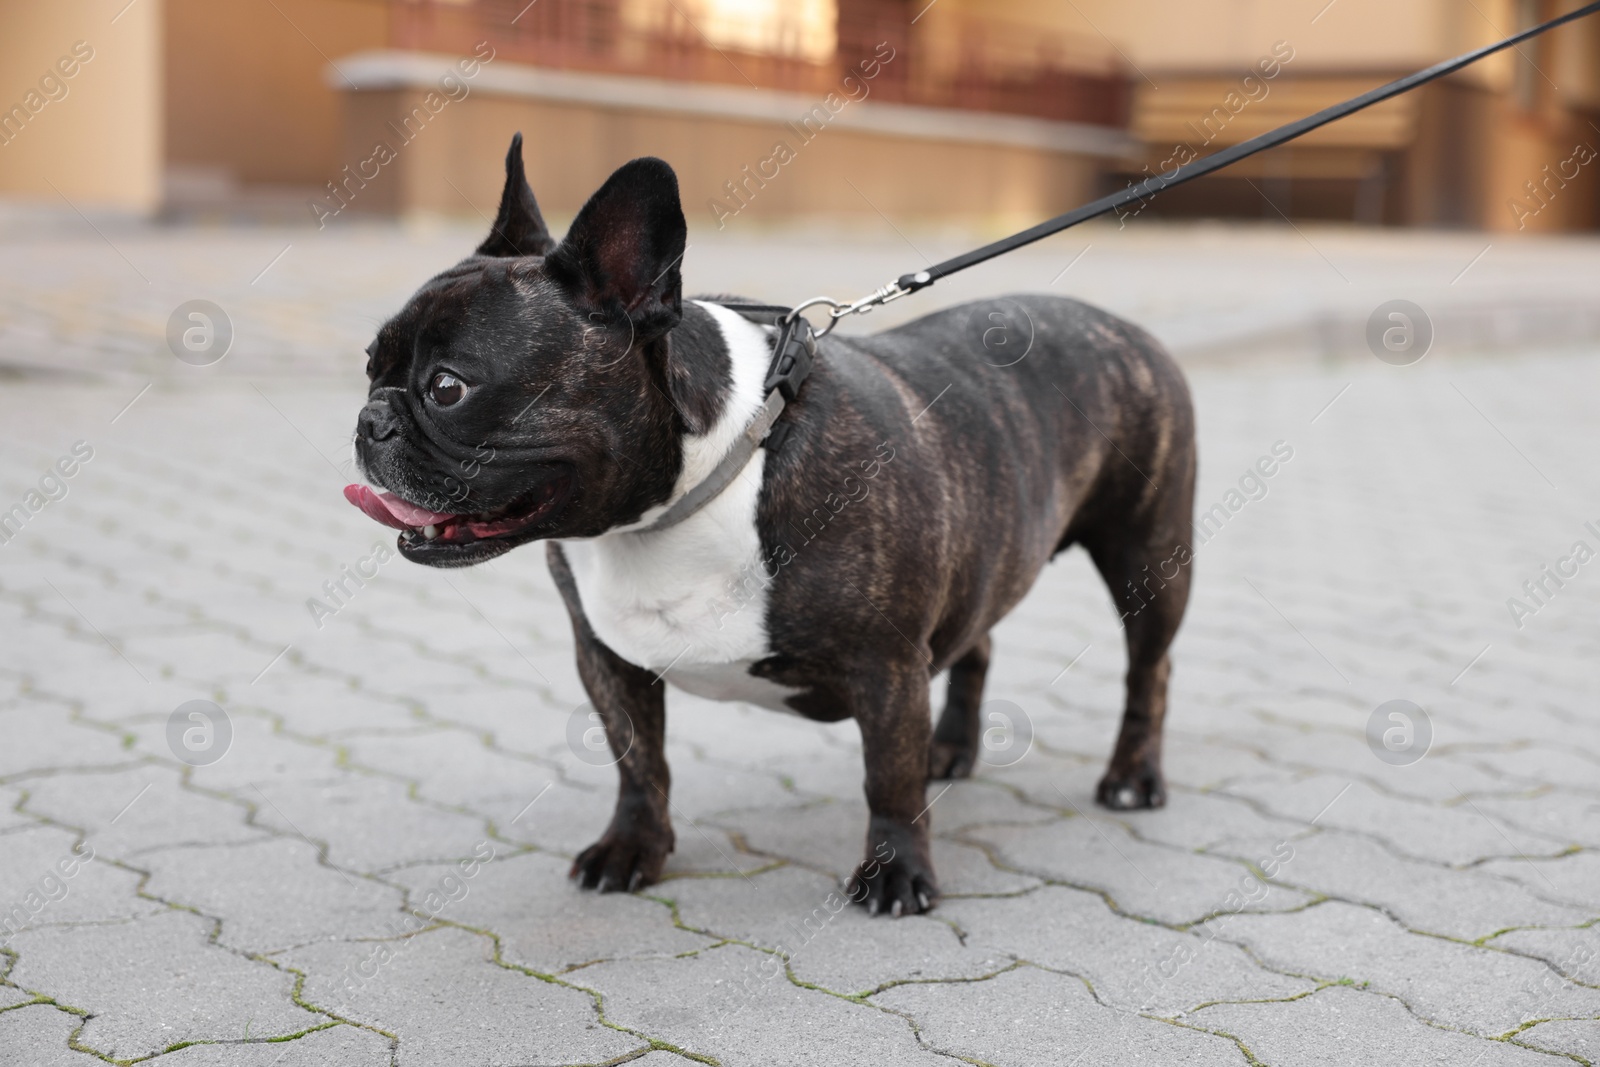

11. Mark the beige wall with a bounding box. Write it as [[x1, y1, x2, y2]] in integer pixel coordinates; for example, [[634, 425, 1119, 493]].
[[0, 0, 163, 211], [164, 0, 388, 187], [330, 85, 1102, 233], [980, 0, 1487, 75]]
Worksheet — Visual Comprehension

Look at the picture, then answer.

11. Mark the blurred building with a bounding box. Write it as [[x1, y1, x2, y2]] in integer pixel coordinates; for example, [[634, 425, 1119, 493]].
[[1, 0, 1597, 232], [1079, 0, 1600, 231]]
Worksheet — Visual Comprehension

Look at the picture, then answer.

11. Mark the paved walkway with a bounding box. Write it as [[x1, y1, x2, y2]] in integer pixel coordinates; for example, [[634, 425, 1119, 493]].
[[1, 218, 1598, 1066]]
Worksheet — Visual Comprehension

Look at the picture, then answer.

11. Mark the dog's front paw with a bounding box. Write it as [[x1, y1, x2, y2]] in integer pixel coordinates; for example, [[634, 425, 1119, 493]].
[[570, 830, 671, 893], [927, 739, 977, 780], [1096, 762, 1167, 810], [845, 832, 939, 917]]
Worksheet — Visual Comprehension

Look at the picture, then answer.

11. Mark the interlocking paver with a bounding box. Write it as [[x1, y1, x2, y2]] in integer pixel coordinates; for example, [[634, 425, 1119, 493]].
[[1220, 773, 1572, 867], [140, 837, 406, 956], [22, 766, 264, 861], [1190, 984, 1564, 1065], [941, 884, 1315, 1016], [1517, 1019, 1600, 1061], [666, 864, 1010, 995], [872, 964, 1246, 1066], [0, 1004, 102, 1066], [0, 825, 156, 933], [1217, 900, 1600, 1035], [283, 925, 644, 1067], [149, 1023, 393, 1066], [575, 945, 954, 1066], [1247, 830, 1592, 940], [0, 700, 139, 779], [6, 909, 322, 1060], [1478, 849, 1600, 910], [2, 220, 1598, 1064], [385, 851, 715, 974], [965, 815, 1318, 925]]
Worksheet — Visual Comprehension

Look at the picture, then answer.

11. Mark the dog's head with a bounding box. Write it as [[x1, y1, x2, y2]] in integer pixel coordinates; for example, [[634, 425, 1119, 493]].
[[349, 134, 704, 567]]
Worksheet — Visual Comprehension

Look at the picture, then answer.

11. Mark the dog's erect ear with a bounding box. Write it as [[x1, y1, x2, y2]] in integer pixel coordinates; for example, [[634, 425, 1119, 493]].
[[545, 157, 687, 341], [476, 133, 556, 258]]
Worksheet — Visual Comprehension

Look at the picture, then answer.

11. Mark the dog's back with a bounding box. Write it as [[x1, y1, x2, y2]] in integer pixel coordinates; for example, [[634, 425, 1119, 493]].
[[755, 293, 1195, 680]]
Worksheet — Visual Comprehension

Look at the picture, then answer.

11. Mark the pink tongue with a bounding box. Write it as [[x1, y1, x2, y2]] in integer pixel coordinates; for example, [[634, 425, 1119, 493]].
[[343, 485, 457, 530]]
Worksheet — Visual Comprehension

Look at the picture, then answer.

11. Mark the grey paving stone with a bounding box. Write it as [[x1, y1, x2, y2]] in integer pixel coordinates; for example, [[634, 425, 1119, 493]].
[[140, 837, 405, 955], [1516, 1019, 1600, 1061], [1477, 848, 1600, 911], [639, 693, 860, 796], [1471, 790, 1600, 851], [283, 925, 642, 1067], [475, 768, 759, 876], [1219, 900, 1600, 1035], [966, 814, 1316, 925], [930, 778, 1062, 835], [0, 826, 155, 939], [1190, 984, 1561, 1065], [664, 865, 1007, 995], [1244, 830, 1592, 940], [1468, 745, 1600, 794], [6, 909, 322, 1060], [1157, 735, 1280, 792], [933, 838, 1043, 896], [150, 1023, 394, 1066], [661, 742, 816, 819], [0, 700, 138, 779], [385, 851, 713, 974], [1109, 787, 1308, 854], [119, 712, 344, 794], [938, 885, 1314, 1017], [231, 672, 418, 738], [575, 944, 954, 1066], [119, 629, 286, 684], [0, 1004, 103, 1067], [242, 771, 493, 875], [1487, 925, 1600, 982], [708, 799, 876, 879], [1214, 720, 1514, 802], [872, 963, 1246, 1066], [1220, 773, 1570, 867], [21, 766, 264, 863], [341, 729, 563, 818], [0, 986, 41, 1010]]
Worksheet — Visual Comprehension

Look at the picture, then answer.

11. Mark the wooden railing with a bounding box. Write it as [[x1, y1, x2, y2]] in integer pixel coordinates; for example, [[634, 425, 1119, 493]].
[[385, 0, 1131, 127]]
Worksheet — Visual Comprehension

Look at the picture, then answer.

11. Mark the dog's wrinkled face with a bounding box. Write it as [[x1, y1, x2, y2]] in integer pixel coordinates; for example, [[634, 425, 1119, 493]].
[[351, 135, 690, 567]]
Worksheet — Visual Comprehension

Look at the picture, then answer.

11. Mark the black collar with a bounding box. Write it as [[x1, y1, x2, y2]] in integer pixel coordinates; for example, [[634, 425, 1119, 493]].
[[637, 304, 814, 533]]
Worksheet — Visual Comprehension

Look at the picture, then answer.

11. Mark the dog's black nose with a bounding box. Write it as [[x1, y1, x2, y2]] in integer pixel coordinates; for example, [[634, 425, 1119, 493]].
[[358, 399, 399, 442]]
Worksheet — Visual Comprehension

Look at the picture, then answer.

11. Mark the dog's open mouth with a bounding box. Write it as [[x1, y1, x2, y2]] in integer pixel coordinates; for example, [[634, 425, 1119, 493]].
[[343, 471, 572, 557]]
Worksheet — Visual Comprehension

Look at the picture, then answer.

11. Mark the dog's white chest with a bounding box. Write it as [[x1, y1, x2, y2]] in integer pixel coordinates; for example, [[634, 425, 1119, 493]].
[[561, 451, 772, 670], [560, 302, 799, 713]]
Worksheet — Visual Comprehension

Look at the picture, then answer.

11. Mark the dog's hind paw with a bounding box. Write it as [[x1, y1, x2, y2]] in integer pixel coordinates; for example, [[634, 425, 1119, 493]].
[[927, 739, 977, 781], [569, 831, 671, 893], [1095, 765, 1167, 810]]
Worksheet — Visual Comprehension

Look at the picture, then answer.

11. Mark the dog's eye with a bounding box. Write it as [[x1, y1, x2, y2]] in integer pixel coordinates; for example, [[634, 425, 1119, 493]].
[[429, 372, 467, 407]]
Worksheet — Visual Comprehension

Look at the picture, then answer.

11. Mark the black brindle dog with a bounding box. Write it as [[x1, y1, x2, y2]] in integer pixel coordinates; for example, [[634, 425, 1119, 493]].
[[348, 136, 1195, 916]]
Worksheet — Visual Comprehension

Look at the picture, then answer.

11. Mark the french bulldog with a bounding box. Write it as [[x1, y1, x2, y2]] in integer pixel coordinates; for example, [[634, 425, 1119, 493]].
[[348, 134, 1196, 916]]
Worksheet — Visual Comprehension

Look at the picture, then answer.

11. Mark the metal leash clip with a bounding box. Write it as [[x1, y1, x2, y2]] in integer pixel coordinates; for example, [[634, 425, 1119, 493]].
[[785, 270, 931, 338]]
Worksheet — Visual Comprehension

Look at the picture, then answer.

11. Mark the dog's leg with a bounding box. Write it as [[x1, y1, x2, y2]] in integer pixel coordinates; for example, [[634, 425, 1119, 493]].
[[1088, 537, 1191, 810], [928, 634, 991, 780], [549, 545, 674, 891], [847, 662, 940, 915]]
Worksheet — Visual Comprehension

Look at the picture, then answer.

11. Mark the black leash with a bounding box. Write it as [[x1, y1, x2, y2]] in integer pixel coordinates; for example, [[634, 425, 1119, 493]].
[[792, 0, 1600, 334]]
